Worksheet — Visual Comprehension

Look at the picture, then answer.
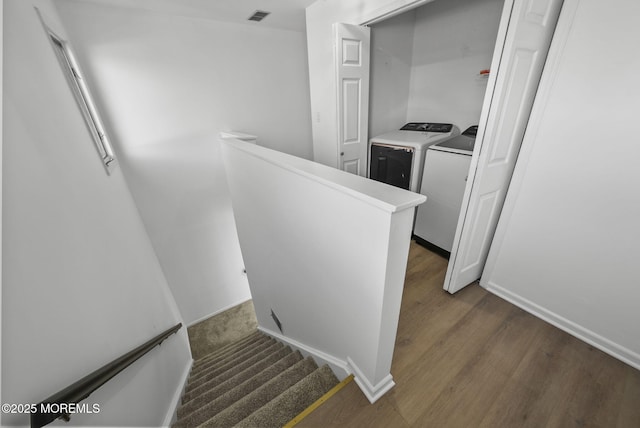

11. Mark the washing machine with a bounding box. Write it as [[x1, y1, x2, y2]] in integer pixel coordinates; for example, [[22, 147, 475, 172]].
[[413, 126, 478, 254], [369, 122, 459, 192]]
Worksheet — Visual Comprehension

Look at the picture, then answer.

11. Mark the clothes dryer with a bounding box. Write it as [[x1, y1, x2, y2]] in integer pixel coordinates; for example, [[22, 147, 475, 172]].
[[369, 122, 459, 192]]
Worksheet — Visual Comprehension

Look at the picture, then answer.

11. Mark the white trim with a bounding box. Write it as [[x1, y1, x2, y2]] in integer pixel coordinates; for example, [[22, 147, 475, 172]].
[[218, 131, 257, 143], [258, 326, 351, 381], [484, 282, 640, 371], [346, 357, 395, 403], [258, 327, 396, 404], [360, 0, 435, 26], [162, 358, 193, 428], [0, 0, 4, 413], [186, 298, 253, 328]]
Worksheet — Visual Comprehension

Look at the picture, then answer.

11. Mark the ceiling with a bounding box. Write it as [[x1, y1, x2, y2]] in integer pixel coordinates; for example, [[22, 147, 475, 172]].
[[78, 0, 319, 32]]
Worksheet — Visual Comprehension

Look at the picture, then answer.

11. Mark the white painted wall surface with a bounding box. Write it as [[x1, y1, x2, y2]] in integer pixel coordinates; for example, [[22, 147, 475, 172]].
[[306, 0, 436, 167], [221, 139, 425, 402], [54, 0, 314, 325], [369, 11, 416, 139], [2, 1, 191, 426], [407, 0, 503, 129], [482, 0, 640, 369], [367, 0, 503, 137]]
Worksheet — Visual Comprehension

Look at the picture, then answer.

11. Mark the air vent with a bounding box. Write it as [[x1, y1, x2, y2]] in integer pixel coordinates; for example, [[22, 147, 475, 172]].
[[248, 10, 270, 22], [270, 309, 283, 333]]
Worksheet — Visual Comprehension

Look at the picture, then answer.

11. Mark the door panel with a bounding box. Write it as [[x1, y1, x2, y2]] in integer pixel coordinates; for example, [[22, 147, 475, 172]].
[[444, 0, 563, 293], [335, 23, 370, 176], [343, 78, 361, 143]]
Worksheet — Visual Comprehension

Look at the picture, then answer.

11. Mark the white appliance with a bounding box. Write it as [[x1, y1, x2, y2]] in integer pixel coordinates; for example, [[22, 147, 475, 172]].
[[369, 123, 459, 192], [414, 126, 478, 253]]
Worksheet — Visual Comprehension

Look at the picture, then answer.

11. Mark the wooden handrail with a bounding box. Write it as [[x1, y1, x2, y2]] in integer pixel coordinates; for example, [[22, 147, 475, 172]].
[[30, 323, 182, 428]]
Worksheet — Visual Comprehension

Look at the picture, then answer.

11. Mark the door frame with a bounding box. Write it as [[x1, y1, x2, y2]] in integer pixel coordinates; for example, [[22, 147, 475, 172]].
[[1, 0, 5, 410]]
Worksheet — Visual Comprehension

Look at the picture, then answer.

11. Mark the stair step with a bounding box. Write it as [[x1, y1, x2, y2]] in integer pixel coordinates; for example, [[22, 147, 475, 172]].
[[198, 357, 319, 427], [178, 345, 295, 418], [188, 337, 274, 387], [193, 330, 261, 366], [191, 333, 270, 376], [236, 365, 340, 428], [184, 341, 282, 400], [175, 327, 342, 428], [173, 351, 307, 428]]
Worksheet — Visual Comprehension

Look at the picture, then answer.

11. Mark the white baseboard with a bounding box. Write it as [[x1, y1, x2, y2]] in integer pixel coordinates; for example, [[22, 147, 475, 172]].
[[485, 282, 640, 371], [257, 327, 351, 381], [162, 358, 193, 427], [258, 327, 394, 404], [346, 357, 395, 403]]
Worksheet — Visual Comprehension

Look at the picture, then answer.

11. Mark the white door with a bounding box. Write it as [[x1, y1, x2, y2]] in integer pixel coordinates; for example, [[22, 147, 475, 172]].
[[444, 0, 564, 293], [334, 23, 370, 176]]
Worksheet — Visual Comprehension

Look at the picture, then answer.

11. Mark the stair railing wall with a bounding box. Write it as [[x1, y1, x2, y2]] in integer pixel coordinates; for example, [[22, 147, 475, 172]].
[[30, 323, 182, 428]]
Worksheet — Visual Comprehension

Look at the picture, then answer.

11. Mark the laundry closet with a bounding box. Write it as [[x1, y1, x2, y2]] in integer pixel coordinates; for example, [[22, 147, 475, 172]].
[[367, 0, 504, 255]]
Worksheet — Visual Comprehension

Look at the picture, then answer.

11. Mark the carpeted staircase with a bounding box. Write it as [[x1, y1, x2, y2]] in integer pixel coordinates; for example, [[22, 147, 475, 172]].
[[173, 330, 340, 427]]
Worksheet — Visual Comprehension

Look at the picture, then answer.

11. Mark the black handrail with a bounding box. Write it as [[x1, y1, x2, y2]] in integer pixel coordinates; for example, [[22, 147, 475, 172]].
[[30, 323, 182, 428]]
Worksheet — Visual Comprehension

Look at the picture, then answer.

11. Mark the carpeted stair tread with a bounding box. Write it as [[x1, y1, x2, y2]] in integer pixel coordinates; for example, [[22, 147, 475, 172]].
[[177, 345, 297, 418], [173, 351, 307, 428], [197, 357, 319, 428], [236, 365, 340, 428], [174, 328, 342, 428], [190, 335, 271, 378], [188, 337, 275, 386], [191, 334, 271, 376], [184, 341, 283, 400], [191, 331, 261, 369], [193, 330, 261, 365], [192, 331, 265, 369]]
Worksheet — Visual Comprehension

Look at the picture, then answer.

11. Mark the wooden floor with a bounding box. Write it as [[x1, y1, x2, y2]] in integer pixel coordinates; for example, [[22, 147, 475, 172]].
[[298, 241, 640, 428]]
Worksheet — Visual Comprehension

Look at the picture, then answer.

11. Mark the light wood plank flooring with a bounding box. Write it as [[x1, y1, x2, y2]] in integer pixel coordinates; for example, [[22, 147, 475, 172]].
[[298, 241, 640, 428]]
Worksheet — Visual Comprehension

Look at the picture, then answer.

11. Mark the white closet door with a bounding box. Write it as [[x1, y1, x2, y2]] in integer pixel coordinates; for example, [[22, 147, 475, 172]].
[[334, 23, 370, 176], [444, 0, 564, 293]]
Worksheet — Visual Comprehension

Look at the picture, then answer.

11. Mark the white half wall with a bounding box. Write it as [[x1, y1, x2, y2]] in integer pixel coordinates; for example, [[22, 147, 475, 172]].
[[482, 0, 640, 369], [221, 139, 425, 402], [54, 0, 314, 325], [2, 1, 191, 426]]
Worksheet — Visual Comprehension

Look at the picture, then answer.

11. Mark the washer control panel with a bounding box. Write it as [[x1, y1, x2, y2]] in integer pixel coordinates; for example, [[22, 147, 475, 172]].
[[400, 122, 454, 133]]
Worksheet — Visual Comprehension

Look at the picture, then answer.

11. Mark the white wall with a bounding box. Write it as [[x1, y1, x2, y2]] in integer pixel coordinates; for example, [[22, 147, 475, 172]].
[[2, 1, 191, 426], [221, 139, 425, 402], [368, 0, 503, 138], [306, 0, 437, 167], [482, 0, 640, 369], [407, 0, 503, 129], [369, 11, 416, 138], [54, 0, 314, 325]]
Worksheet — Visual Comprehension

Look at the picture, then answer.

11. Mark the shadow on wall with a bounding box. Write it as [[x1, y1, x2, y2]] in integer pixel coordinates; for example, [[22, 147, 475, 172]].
[[121, 134, 251, 326]]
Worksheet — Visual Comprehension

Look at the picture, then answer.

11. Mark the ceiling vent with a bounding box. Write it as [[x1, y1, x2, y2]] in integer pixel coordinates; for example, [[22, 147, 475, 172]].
[[248, 10, 270, 22]]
